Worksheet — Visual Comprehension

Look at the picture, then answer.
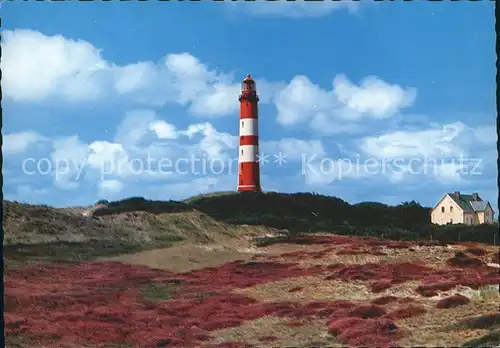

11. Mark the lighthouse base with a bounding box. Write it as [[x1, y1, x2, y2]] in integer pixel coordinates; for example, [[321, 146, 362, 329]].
[[237, 162, 261, 192], [237, 185, 261, 192]]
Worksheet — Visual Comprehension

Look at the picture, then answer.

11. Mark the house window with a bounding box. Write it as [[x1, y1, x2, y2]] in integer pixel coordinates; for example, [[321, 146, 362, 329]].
[[450, 219, 453, 223], [441, 207, 445, 213], [450, 206, 453, 212]]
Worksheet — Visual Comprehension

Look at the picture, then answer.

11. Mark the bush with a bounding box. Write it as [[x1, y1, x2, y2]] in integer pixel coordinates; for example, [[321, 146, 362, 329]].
[[436, 294, 470, 309], [93, 197, 193, 216]]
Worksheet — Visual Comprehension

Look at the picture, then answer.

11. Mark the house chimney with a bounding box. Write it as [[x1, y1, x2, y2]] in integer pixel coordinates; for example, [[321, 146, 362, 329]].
[[472, 193, 479, 201], [454, 191, 460, 198]]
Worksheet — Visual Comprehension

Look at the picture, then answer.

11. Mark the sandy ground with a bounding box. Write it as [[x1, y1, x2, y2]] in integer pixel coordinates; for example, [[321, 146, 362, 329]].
[[102, 243, 256, 273], [208, 316, 337, 347]]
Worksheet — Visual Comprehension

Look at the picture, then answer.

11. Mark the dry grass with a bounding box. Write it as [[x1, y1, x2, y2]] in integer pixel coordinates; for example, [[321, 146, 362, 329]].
[[232, 274, 475, 308], [397, 298, 500, 346], [98, 217, 272, 272], [102, 244, 255, 273], [234, 276, 380, 303], [262, 238, 500, 346], [3, 200, 275, 248], [231, 274, 499, 347], [268, 243, 461, 269], [207, 316, 338, 347], [383, 245, 457, 267], [453, 244, 500, 266], [259, 243, 327, 257]]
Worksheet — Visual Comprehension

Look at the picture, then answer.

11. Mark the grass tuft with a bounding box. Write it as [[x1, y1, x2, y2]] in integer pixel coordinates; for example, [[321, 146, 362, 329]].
[[140, 283, 177, 301], [460, 330, 500, 348]]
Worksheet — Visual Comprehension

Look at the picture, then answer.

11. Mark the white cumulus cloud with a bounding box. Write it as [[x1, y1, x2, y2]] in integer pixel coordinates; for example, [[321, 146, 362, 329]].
[[261, 138, 326, 161], [180, 122, 238, 161], [360, 122, 469, 158], [3, 131, 48, 154], [226, 0, 360, 18], [149, 120, 179, 140], [1, 30, 258, 117], [333, 74, 417, 119], [51, 136, 90, 190], [2, 29, 109, 102], [98, 179, 124, 196], [3, 29, 418, 131], [432, 162, 466, 184], [303, 157, 367, 186], [274, 74, 416, 134], [27, 109, 242, 193]]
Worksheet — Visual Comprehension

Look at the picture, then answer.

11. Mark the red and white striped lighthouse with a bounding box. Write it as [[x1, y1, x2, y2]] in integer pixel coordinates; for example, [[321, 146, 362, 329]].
[[237, 74, 261, 192]]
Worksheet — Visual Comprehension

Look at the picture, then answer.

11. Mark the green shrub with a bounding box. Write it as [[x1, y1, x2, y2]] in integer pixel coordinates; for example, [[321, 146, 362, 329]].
[[94, 197, 192, 216]]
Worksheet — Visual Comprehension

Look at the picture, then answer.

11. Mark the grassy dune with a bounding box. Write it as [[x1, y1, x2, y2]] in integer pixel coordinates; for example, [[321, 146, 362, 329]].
[[3, 200, 275, 266]]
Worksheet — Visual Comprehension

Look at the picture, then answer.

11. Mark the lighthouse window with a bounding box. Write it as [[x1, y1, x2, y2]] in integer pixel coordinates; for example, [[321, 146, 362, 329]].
[[241, 121, 244, 127], [241, 149, 243, 155], [242, 81, 255, 92]]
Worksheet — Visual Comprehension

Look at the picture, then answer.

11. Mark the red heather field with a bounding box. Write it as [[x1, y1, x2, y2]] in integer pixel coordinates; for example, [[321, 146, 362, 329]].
[[5, 234, 500, 347]]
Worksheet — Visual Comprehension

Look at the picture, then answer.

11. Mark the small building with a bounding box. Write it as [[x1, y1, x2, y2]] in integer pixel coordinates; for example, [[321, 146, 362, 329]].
[[431, 191, 495, 225]]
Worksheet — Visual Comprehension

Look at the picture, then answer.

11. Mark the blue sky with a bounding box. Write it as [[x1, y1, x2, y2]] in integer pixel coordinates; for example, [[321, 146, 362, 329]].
[[2, 0, 497, 213]]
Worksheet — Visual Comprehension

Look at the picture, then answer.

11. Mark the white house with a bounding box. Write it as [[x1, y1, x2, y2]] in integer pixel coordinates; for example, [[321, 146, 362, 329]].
[[431, 191, 495, 225]]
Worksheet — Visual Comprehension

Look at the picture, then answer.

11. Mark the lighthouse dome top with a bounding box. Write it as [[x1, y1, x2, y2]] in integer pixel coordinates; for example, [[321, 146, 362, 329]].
[[243, 74, 254, 82]]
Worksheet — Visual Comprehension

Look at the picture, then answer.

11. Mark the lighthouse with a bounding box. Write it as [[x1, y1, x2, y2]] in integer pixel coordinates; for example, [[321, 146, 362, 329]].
[[237, 74, 261, 192]]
